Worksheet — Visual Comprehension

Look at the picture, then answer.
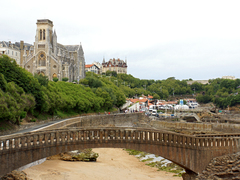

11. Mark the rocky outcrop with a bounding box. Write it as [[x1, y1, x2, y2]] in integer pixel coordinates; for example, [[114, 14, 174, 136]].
[[1, 170, 30, 180], [47, 149, 99, 162], [196, 152, 240, 180]]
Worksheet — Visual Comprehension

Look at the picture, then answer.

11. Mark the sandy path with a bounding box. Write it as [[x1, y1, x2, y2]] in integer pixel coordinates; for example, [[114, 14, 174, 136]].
[[24, 148, 183, 180]]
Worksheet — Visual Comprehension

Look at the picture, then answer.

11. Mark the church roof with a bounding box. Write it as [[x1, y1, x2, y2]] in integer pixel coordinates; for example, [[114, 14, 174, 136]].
[[0, 41, 33, 51], [57, 43, 67, 50], [64, 45, 79, 51]]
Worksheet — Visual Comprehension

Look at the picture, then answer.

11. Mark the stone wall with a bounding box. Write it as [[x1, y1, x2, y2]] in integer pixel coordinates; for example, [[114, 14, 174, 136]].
[[150, 120, 240, 133], [150, 121, 212, 131], [40, 113, 145, 131]]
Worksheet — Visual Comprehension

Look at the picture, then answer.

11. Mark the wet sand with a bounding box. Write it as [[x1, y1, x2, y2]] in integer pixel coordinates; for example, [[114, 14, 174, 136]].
[[24, 148, 183, 180]]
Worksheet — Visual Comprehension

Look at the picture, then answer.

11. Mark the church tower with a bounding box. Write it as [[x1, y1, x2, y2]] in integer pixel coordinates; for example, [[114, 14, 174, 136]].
[[34, 19, 54, 76], [21, 19, 85, 82]]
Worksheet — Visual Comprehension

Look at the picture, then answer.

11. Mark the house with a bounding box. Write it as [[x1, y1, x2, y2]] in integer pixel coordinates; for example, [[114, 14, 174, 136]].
[[0, 41, 21, 65], [85, 64, 100, 74], [102, 58, 127, 74]]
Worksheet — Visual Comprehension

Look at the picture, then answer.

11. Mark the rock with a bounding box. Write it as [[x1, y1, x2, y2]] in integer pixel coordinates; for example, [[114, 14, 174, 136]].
[[197, 152, 240, 180], [60, 148, 99, 162], [1, 170, 30, 180]]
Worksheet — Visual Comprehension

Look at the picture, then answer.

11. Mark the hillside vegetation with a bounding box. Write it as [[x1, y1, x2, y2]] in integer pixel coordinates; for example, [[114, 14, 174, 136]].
[[1, 55, 240, 126]]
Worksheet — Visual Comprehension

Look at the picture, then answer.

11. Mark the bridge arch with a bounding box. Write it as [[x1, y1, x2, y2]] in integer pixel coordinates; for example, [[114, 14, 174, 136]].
[[0, 127, 239, 177]]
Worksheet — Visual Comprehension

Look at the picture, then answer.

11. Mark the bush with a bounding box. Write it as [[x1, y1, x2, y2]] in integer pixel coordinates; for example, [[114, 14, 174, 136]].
[[30, 119, 36, 122], [53, 78, 58, 82], [20, 111, 27, 119], [62, 77, 69, 82]]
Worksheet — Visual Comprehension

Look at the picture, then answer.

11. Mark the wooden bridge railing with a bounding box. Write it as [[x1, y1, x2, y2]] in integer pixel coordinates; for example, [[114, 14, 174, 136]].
[[1, 127, 240, 152]]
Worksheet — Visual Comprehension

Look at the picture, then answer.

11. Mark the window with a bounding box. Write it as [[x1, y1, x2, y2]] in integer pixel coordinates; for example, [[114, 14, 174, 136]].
[[12, 51, 13, 55], [16, 52, 17, 56], [52, 73, 57, 78], [43, 29, 45, 40], [38, 52, 46, 66], [7, 50, 9, 54], [40, 29, 42, 40]]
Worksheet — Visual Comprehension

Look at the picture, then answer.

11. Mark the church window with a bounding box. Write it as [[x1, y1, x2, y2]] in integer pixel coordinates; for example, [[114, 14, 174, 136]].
[[38, 71, 45, 76], [38, 52, 46, 66], [40, 29, 42, 40], [52, 73, 57, 78], [53, 65, 57, 69], [43, 29, 46, 40], [27, 65, 30, 69]]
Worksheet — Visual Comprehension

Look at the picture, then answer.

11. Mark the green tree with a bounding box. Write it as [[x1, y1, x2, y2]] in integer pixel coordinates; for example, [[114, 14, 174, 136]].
[[53, 78, 58, 82], [34, 73, 49, 86], [106, 70, 117, 77], [62, 77, 69, 82]]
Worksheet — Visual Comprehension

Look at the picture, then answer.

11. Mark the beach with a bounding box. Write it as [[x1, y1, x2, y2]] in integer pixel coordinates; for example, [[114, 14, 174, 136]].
[[24, 148, 183, 180]]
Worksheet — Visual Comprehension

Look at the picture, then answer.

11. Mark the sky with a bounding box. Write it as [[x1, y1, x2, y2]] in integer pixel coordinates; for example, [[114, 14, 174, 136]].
[[1, 0, 240, 80]]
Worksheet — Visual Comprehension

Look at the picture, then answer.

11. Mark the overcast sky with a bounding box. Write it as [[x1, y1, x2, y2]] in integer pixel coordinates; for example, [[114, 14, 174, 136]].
[[1, 0, 240, 80]]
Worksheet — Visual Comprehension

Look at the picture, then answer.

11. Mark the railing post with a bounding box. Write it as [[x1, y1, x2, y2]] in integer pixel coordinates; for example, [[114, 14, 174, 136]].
[[116, 129, 119, 141], [140, 131, 143, 143], [149, 131, 153, 142], [191, 137, 195, 147], [130, 130, 134, 143], [159, 133, 163, 143], [9, 139, 13, 149], [120, 130, 124, 143], [2, 140, 6, 150], [154, 132, 158, 142], [21, 136, 26, 148], [104, 129, 108, 142], [56, 131, 60, 144], [50, 132, 55, 145], [100, 129, 104, 143], [15, 137, 19, 148], [27, 135, 31, 147]]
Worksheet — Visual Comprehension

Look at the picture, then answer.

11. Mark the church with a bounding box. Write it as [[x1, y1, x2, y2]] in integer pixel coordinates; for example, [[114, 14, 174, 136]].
[[19, 19, 85, 82]]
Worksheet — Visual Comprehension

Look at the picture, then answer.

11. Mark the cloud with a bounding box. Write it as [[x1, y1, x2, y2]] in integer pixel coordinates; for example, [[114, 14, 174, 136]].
[[1, 0, 240, 80]]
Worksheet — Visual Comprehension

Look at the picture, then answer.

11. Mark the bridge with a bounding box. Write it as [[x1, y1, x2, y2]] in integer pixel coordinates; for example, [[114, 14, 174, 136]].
[[1, 125, 240, 178]]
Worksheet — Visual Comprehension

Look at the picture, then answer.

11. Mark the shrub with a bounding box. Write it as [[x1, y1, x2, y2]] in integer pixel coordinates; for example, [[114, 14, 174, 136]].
[[62, 77, 69, 82], [53, 78, 58, 82]]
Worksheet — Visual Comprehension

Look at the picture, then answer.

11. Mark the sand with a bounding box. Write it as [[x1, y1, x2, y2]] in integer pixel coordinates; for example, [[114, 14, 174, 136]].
[[24, 148, 183, 180]]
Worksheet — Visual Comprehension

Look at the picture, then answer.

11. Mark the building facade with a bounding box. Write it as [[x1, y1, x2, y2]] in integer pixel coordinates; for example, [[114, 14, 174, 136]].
[[102, 58, 127, 74], [0, 41, 21, 64], [20, 19, 85, 81], [85, 64, 100, 74]]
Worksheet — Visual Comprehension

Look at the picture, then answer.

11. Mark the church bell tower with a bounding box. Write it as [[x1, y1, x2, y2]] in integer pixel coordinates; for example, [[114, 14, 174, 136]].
[[34, 19, 54, 76]]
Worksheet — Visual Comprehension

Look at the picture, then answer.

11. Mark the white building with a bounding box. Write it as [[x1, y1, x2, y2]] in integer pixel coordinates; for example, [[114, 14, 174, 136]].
[[85, 64, 100, 74], [0, 41, 21, 64]]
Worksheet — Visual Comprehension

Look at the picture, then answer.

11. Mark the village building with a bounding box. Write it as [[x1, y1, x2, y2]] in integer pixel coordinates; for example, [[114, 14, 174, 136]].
[[0, 41, 21, 65], [102, 58, 127, 74], [85, 64, 100, 74]]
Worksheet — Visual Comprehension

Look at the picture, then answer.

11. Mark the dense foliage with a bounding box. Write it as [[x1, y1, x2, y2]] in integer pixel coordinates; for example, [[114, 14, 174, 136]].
[[1, 55, 240, 125], [0, 56, 126, 124]]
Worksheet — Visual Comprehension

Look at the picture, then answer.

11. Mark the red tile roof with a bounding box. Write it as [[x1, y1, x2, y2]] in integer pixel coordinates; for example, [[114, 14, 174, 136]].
[[85, 64, 94, 68]]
